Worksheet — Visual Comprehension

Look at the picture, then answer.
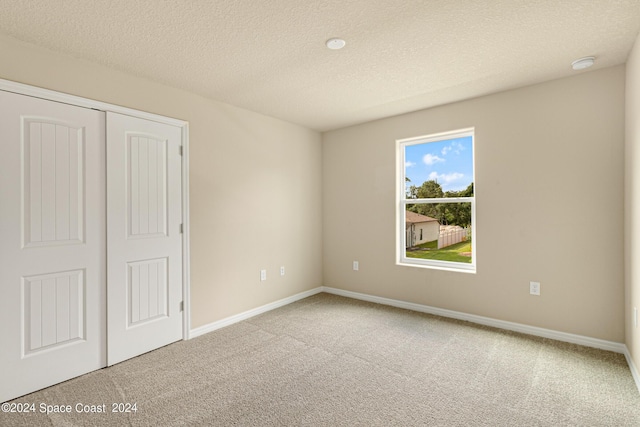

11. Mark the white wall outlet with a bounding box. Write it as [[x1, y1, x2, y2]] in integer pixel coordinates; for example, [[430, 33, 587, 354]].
[[530, 281, 540, 296], [260, 269, 267, 281], [635, 307, 638, 328], [353, 261, 359, 271], [280, 266, 285, 276]]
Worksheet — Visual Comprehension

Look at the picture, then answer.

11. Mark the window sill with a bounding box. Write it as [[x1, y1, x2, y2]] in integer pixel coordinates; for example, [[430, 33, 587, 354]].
[[397, 260, 476, 274]]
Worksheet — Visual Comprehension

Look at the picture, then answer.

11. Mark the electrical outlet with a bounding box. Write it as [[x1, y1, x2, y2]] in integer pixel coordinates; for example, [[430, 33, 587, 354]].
[[280, 266, 285, 276], [529, 281, 540, 296], [353, 261, 359, 271], [260, 269, 267, 281]]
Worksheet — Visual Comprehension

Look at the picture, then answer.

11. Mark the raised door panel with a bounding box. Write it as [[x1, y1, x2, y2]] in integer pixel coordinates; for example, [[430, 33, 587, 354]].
[[128, 258, 168, 326], [128, 135, 167, 238], [23, 270, 84, 355], [23, 119, 85, 247]]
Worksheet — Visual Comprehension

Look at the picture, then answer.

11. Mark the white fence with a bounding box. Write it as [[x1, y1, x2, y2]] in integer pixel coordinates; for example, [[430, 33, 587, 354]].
[[438, 227, 471, 249]]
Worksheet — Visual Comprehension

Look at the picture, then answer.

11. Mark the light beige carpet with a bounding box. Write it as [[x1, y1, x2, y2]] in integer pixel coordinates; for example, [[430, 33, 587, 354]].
[[3, 293, 640, 426]]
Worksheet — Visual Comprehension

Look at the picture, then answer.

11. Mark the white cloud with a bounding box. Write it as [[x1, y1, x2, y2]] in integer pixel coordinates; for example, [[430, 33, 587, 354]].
[[423, 154, 444, 165], [405, 161, 416, 168], [428, 171, 464, 184], [441, 141, 465, 156]]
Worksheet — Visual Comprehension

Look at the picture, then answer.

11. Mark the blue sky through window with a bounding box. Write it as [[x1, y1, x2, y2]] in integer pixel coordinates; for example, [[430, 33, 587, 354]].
[[404, 136, 473, 193]]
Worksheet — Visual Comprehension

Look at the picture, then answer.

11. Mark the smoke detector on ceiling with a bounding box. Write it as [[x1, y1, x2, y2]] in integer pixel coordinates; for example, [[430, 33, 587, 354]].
[[571, 56, 595, 70], [326, 38, 346, 50]]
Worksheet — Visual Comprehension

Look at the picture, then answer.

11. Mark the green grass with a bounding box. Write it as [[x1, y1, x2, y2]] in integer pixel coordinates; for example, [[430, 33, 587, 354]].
[[406, 240, 472, 263], [413, 240, 438, 250]]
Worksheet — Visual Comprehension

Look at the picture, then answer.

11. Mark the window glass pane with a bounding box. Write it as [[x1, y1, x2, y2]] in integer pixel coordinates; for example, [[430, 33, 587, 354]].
[[405, 136, 473, 199], [405, 203, 472, 264], [399, 129, 475, 271]]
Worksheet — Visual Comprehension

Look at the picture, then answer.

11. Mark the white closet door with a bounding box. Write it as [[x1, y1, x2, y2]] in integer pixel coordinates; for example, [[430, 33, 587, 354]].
[[106, 112, 183, 366], [0, 91, 106, 403]]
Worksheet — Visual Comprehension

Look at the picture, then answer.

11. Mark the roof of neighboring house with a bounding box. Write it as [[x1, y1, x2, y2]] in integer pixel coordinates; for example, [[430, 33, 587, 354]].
[[405, 211, 439, 224]]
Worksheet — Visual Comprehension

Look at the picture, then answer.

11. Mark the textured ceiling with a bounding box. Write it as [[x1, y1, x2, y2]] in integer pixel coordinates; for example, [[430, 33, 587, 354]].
[[0, 1, 639, 131]]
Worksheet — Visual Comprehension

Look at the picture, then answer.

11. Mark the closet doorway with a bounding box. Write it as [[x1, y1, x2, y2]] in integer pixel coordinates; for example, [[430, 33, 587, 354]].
[[0, 84, 190, 403]]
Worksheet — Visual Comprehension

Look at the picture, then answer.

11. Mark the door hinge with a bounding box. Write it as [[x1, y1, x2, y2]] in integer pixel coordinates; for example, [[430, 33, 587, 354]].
[[179, 223, 183, 234], [179, 145, 183, 156], [180, 301, 184, 312]]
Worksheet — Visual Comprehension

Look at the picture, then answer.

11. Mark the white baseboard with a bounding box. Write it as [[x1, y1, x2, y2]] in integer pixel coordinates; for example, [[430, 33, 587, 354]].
[[326, 285, 639, 393], [321, 286, 626, 354], [623, 346, 640, 393], [188, 287, 323, 339]]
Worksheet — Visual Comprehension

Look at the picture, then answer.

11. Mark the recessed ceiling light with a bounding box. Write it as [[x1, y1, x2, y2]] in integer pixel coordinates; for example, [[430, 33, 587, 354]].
[[326, 38, 346, 50], [571, 56, 595, 71]]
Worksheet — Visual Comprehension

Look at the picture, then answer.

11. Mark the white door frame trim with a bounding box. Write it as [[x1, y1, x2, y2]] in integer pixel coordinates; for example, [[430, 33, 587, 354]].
[[0, 78, 192, 340]]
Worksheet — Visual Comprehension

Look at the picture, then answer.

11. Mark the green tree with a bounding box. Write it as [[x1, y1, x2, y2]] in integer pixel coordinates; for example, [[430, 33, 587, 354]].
[[409, 181, 473, 227], [460, 182, 473, 197], [416, 180, 444, 198], [405, 177, 417, 199], [408, 180, 443, 219], [440, 202, 471, 227], [441, 182, 473, 226]]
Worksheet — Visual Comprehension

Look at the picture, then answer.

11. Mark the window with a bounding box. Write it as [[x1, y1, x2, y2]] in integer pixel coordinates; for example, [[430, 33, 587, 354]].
[[397, 128, 475, 272]]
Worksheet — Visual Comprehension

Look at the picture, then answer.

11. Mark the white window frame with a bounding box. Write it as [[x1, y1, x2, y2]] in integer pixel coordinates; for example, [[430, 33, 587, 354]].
[[396, 128, 476, 273]]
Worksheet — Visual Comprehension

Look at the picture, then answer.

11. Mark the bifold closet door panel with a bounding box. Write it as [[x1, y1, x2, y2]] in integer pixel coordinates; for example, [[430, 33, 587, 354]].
[[0, 90, 106, 403], [106, 112, 183, 366]]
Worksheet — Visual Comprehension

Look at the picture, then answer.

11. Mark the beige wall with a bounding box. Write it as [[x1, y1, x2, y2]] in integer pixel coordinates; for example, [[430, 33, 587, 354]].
[[0, 32, 631, 345], [0, 34, 323, 329], [626, 33, 640, 367], [323, 66, 625, 342]]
